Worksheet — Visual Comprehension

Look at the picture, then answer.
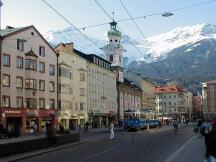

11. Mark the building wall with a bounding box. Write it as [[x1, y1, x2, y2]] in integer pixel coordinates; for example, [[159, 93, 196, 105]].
[[87, 63, 117, 114], [118, 83, 141, 120], [55, 43, 88, 128], [0, 26, 58, 133], [124, 71, 155, 111], [192, 95, 202, 119]]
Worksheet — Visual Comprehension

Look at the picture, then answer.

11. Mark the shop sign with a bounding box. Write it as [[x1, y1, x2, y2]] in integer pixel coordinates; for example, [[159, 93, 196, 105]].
[[26, 109, 38, 117], [5, 110, 21, 114]]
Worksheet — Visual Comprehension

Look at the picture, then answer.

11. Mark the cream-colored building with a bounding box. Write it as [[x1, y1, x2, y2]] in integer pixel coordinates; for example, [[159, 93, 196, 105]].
[[0, 26, 58, 133], [55, 43, 88, 129], [85, 54, 117, 128], [155, 85, 193, 120]]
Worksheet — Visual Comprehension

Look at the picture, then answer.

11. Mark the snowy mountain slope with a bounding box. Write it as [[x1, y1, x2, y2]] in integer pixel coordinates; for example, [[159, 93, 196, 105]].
[[144, 23, 216, 60], [44, 23, 216, 63]]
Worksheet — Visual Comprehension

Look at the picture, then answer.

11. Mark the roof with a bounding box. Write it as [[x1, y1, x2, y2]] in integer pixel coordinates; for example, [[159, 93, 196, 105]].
[[155, 85, 186, 94], [25, 49, 38, 58], [205, 80, 216, 84], [118, 78, 142, 91], [0, 27, 25, 37], [0, 25, 58, 56]]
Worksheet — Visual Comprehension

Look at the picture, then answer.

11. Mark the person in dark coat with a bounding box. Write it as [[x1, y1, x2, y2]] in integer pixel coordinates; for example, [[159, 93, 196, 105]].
[[205, 121, 216, 162]]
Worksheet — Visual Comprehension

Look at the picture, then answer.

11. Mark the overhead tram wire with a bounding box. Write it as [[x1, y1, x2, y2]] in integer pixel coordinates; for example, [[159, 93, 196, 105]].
[[41, 0, 103, 53], [79, 0, 216, 30], [118, 0, 146, 40]]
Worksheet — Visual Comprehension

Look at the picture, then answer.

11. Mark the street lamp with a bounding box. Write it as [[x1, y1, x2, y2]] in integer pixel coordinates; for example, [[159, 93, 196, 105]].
[[162, 12, 174, 17]]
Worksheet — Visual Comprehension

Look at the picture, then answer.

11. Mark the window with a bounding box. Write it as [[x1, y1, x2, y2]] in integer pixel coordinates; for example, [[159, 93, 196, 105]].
[[2, 96, 10, 107], [39, 98, 45, 109], [39, 80, 45, 91], [25, 59, 37, 70], [25, 79, 37, 89], [2, 74, 10, 87], [16, 97, 23, 108], [80, 73, 85, 81], [109, 55, 113, 62], [26, 98, 37, 108], [39, 46, 45, 57], [49, 65, 55, 75], [49, 81, 55, 92], [17, 39, 24, 51], [39, 62, 45, 73], [16, 76, 23, 88], [80, 103, 84, 110], [16, 56, 23, 68], [3, 54, 10, 66], [59, 67, 71, 79], [49, 99, 55, 109], [80, 88, 86, 96]]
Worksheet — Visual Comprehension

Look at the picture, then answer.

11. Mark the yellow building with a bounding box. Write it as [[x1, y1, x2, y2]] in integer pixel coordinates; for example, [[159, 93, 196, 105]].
[[55, 43, 88, 129], [124, 71, 155, 118]]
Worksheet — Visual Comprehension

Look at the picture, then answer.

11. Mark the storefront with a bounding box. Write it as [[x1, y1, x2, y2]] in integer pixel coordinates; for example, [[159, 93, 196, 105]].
[[0, 108, 58, 134]]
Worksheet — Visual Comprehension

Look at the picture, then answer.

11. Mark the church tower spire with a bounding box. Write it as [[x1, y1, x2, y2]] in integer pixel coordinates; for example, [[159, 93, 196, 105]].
[[101, 20, 125, 83]]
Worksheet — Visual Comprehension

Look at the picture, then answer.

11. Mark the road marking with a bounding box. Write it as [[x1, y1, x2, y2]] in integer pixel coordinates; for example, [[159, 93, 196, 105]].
[[163, 135, 196, 162]]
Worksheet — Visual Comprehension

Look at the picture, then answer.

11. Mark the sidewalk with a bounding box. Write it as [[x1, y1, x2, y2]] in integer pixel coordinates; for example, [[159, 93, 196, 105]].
[[164, 135, 205, 162]]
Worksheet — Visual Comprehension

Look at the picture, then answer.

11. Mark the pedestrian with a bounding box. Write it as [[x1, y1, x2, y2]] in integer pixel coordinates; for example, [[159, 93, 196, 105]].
[[84, 121, 89, 132], [198, 118, 203, 138], [204, 120, 216, 162], [193, 125, 198, 135], [33, 122, 37, 135], [110, 121, 114, 140]]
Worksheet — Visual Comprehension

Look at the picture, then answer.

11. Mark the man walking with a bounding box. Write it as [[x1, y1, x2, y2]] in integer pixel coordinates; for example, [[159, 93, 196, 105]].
[[33, 122, 37, 135]]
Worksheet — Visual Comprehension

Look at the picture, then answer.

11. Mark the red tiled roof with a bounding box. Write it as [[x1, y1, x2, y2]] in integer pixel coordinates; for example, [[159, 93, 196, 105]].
[[205, 80, 216, 83], [154, 85, 186, 93]]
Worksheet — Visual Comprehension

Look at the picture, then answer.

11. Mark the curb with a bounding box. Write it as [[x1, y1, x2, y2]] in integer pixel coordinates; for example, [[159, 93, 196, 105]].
[[0, 140, 89, 162]]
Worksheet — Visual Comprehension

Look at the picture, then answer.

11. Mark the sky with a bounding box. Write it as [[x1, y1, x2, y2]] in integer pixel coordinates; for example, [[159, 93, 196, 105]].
[[2, 0, 216, 40]]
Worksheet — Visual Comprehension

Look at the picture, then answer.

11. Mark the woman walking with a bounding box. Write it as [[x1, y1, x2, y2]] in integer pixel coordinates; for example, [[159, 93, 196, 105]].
[[110, 121, 114, 140]]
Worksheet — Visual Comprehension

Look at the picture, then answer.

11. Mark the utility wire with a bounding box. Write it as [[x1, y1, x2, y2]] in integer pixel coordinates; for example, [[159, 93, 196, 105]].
[[119, 0, 146, 40], [79, 0, 216, 30], [41, 0, 103, 54], [94, 0, 162, 77]]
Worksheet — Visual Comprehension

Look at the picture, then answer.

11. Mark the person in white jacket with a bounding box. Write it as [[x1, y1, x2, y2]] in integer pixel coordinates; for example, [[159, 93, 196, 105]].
[[110, 121, 114, 140]]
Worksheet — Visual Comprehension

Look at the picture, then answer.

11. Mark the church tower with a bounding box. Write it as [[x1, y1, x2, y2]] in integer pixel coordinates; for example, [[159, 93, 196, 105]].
[[101, 20, 125, 83]]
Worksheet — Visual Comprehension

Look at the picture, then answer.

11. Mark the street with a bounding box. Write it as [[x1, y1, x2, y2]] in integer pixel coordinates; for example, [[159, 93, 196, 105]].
[[15, 125, 204, 162]]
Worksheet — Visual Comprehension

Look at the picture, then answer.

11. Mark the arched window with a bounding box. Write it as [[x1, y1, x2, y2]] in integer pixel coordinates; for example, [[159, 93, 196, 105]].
[[110, 55, 113, 62]]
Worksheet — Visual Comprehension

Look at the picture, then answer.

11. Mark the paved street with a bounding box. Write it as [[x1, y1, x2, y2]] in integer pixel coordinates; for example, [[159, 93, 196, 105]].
[[5, 125, 205, 162]]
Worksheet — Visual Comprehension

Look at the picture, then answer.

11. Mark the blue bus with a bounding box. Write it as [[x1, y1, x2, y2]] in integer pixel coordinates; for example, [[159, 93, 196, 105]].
[[124, 109, 149, 131]]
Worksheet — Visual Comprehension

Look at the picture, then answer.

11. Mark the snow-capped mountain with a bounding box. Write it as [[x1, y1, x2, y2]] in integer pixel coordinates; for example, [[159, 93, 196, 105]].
[[44, 23, 216, 64], [144, 23, 216, 60]]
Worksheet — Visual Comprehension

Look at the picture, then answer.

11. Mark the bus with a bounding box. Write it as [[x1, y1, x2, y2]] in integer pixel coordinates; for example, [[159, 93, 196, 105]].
[[124, 109, 149, 131]]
